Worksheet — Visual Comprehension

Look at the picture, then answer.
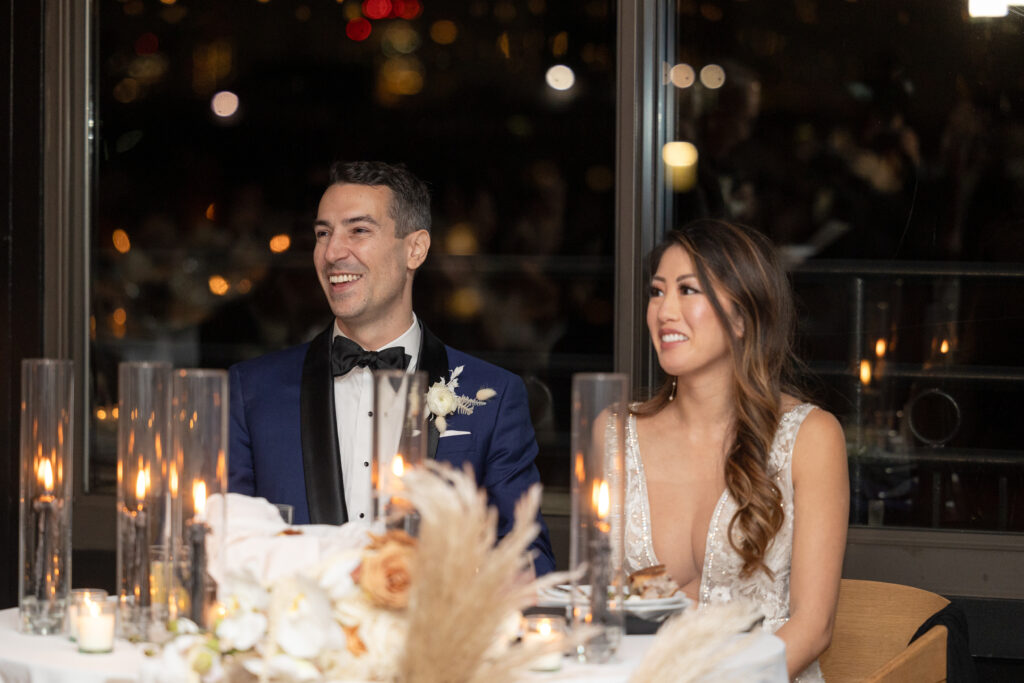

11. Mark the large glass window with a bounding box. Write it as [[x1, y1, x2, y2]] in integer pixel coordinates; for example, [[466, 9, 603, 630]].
[[89, 0, 617, 503], [653, 1, 1024, 534]]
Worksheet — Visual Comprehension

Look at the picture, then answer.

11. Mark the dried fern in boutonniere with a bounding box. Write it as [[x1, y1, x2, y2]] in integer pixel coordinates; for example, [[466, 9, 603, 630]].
[[425, 366, 497, 434]]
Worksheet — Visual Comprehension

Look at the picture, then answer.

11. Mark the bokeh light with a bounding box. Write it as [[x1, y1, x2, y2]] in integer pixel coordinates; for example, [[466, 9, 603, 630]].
[[393, 0, 422, 19], [112, 307, 127, 325], [210, 90, 239, 117], [699, 64, 726, 89], [134, 33, 159, 56], [430, 20, 458, 45], [545, 64, 575, 91], [205, 203, 216, 220], [968, 0, 1008, 17], [208, 275, 230, 296], [670, 63, 695, 88], [875, 338, 887, 358], [363, 0, 391, 20], [269, 234, 292, 253], [112, 229, 131, 253], [347, 18, 372, 41], [662, 141, 699, 167]]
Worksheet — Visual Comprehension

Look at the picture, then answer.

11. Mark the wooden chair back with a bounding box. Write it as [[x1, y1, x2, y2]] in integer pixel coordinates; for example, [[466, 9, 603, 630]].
[[819, 579, 950, 683]]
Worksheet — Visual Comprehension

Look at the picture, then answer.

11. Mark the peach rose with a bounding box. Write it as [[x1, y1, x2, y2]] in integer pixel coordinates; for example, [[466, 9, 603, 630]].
[[360, 540, 415, 610]]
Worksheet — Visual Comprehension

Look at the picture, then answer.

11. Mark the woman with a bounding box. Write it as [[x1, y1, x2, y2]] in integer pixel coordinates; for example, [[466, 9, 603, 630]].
[[625, 220, 848, 681]]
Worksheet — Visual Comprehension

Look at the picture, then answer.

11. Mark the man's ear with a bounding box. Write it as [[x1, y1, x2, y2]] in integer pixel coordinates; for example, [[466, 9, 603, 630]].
[[405, 229, 431, 270]]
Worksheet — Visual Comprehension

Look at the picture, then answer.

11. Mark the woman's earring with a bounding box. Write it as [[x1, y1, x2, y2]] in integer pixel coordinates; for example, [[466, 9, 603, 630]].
[[668, 377, 677, 402]]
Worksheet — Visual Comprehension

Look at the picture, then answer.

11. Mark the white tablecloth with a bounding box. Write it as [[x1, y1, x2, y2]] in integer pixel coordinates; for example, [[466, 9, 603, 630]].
[[0, 608, 146, 683], [0, 608, 786, 683]]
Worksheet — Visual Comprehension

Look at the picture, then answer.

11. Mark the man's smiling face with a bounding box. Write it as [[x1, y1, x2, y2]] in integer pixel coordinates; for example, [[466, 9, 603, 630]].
[[313, 182, 418, 341]]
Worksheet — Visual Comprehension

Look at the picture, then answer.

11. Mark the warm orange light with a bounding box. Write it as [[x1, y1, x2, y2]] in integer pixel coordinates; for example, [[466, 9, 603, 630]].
[[593, 479, 610, 519], [208, 275, 230, 296], [169, 465, 178, 497], [537, 618, 553, 637], [38, 459, 54, 493], [391, 454, 405, 477], [269, 234, 291, 253], [430, 20, 457, 44], [875, 338, 887, 358], [96, 408, 108, 421], [205, 203, 216, 220], [113, 308, 127, 325], [112, 407, 119, 419], [859, 359, 872, 385], [193, 480, 207, 518], [136, 469, 147, 501], [940, 339, 950, 354], [112, 229, 131, 253], [574, 453, 585, 484]]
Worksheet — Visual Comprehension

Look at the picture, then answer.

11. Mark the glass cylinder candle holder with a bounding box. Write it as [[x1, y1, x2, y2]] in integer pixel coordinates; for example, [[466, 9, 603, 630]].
[[68, 588, 109, 641], [372, 370, 427, 532], [76, 596, 116, 653], [568, 373, 627, 663], [116, 361, 173, 641], [171, 369, 228, 630], [18, 359, 74, 635], [523, 614, 566, 672]]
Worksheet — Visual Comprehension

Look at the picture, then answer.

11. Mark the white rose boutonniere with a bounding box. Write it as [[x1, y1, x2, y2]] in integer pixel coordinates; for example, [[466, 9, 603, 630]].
[[426, 365, 497, 434]]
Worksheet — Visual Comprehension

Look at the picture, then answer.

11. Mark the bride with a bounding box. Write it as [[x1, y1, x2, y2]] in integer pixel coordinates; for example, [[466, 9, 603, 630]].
[[625, 220, 848, 681]]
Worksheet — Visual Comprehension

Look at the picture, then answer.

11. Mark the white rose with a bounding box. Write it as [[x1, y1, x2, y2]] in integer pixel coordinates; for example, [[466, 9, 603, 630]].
[[426, 382, 457, 417]]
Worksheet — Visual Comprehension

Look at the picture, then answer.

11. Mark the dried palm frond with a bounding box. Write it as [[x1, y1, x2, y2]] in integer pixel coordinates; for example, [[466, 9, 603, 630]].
[[396, 462, 581, 683], [628, 601, 764, 683]]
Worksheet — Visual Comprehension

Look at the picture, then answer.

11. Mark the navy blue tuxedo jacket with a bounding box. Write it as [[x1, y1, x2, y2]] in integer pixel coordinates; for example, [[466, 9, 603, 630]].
[[228, 322, 555, 574]]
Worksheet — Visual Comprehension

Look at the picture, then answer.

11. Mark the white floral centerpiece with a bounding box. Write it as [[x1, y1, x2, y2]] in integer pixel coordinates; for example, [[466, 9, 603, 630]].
[[142, 463, 575, 683]]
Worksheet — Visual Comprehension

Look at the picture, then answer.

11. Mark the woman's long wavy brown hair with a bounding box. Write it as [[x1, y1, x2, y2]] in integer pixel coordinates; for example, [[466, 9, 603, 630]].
[[633, 219, 807, 578]]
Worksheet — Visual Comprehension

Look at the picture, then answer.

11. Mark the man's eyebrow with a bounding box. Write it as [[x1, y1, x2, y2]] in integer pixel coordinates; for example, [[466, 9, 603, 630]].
[[313, 214, 381, 229]]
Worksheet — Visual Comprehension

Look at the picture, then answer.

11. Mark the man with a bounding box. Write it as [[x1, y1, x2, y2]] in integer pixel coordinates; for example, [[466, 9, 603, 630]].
[[228, 161, 555, 574]]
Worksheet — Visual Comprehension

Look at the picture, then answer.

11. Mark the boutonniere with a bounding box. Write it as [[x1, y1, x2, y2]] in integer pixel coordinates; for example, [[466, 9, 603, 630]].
[[425, 366, 497, 434]]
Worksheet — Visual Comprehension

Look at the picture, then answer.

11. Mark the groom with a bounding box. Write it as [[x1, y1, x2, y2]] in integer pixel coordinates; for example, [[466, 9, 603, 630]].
[[228, 161, 555, 574]]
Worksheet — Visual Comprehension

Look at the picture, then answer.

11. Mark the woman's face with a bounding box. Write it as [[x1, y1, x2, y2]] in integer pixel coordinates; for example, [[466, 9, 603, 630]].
[[647, 245, 739, 380]]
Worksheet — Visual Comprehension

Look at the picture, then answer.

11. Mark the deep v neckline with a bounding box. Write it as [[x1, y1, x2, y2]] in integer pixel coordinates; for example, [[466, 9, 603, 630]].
[[629, 404, 809, 593], [628, 414, 728, 578]]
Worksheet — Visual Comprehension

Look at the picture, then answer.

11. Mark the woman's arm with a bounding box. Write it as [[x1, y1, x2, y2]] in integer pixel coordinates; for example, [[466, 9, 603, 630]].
[[774, 408, 849, 679]]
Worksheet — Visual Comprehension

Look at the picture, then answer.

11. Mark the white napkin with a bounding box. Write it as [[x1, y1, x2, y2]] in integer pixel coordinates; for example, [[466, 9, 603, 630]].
[[204, 493, 374, 587]]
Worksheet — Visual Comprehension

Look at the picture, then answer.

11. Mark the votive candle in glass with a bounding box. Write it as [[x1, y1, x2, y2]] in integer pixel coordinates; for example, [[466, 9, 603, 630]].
[[523, 614, 565, 672], [76, 596, 115, 653], [68, 589, 109, 641]]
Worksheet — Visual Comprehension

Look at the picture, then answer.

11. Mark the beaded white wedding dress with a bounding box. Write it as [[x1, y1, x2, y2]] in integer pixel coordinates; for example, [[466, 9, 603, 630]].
[[624, 403, 826, 682]]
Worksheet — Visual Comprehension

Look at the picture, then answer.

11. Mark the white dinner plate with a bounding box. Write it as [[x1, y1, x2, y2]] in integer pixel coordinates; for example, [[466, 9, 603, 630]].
[[536, 584, 692, 620]]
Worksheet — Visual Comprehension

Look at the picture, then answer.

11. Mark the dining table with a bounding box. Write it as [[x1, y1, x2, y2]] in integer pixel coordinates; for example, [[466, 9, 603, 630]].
[[0, 607, 786, 683]]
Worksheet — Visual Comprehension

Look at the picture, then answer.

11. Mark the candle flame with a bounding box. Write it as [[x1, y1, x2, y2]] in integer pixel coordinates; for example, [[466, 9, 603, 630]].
[[38, 459, 54, 493], [574, 453, 585, 483], [593, 479, 610, 519], [169, 464, 178, 496], [537, 618, 553, 636], [392, 454, 405, 477], [875, 338, 887, 357], [859, 359, 872, 385], [136, 469, 147, 501], [940, 339, 950, 354], [193, 480, 207, 517], [84, 595, 101, 617]]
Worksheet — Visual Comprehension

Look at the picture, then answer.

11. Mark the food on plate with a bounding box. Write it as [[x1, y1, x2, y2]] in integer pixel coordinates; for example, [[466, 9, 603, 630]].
[[627, 564, 681, 599]]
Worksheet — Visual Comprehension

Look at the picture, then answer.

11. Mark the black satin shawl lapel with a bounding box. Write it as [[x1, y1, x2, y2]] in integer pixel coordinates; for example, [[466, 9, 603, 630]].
[[300, 324, 348, 524], [418, 323, 449, 461]]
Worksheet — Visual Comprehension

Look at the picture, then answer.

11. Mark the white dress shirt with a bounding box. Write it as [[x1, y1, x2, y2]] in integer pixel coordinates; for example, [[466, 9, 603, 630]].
[[332, 317, 421, 522]]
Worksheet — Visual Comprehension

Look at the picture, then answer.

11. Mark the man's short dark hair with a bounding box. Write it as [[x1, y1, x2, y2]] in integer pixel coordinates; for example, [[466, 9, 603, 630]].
[[329, 161, 431, 237]]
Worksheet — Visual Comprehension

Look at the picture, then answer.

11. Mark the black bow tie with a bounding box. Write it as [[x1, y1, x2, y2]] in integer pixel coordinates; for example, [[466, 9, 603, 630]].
[[331, 336, 411, 377]]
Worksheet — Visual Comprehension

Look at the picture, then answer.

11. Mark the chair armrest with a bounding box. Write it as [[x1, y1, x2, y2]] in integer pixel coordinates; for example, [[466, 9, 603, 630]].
[[867, 625, 948, 683]]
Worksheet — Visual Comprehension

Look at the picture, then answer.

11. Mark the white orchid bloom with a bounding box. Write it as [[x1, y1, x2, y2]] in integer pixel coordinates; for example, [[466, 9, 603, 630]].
[[220, 567, 270, 614], [215, 609, 267, 652], [270, 576, 344, 660]]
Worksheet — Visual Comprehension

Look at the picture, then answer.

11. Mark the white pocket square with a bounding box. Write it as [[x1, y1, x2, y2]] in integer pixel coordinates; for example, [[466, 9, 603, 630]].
[[439, 430, 471, 438]]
